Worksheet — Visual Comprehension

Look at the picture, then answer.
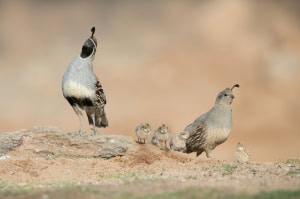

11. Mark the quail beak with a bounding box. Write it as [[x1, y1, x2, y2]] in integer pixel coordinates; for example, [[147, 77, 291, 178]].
[[229, 94, 235, 104]]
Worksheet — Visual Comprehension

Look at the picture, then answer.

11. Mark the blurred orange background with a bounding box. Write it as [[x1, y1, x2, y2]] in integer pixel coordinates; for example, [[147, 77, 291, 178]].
[[0, 0, 299, 161]]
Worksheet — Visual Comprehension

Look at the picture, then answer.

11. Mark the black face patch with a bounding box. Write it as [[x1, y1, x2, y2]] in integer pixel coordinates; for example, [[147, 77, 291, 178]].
[[66, 96, 94, 108], [80, 46, 94, 58]]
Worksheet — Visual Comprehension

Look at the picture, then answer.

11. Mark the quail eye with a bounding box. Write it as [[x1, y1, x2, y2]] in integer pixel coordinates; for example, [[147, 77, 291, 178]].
[[224, 94, 228, 97]]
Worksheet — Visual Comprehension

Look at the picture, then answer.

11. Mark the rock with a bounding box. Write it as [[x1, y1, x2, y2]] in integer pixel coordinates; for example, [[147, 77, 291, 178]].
[[0, 130, 24, 154], [94, 135, 133, 159], [0, 126, 137, 159], [0, 155, 10, 160]]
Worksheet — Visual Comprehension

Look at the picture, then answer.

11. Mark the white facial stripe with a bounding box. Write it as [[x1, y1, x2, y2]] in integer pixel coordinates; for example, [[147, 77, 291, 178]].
[[88, 38, 97, 47]]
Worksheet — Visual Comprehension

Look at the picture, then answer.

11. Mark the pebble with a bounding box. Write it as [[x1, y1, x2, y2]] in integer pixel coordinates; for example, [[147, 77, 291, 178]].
[[0, 154, 10, 160]]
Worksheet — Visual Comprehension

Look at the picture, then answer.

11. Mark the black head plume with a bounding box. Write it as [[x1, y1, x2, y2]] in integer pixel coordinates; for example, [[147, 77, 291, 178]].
[[231, 84, 240, 90], [91, 27, 95, 37]]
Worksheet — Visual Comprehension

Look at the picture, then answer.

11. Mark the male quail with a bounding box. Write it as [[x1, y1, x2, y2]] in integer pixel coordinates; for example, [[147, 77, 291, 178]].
[[62, 27, 108, 134]]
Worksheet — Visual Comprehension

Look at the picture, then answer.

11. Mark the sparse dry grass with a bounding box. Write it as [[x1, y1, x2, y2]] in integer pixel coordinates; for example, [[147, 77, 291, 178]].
[[1, 182, 300, 199]]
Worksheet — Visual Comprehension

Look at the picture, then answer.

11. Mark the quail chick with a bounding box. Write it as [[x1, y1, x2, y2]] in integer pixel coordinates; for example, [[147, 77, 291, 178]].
[[151, 135, 159, 146], [155, 124, 171, 150], [234, 142, 250, 163], [169, 131, 189, 152], [184, 84, 239, 158], [135, 123, 151, 144], [62, 27, 108, 134]]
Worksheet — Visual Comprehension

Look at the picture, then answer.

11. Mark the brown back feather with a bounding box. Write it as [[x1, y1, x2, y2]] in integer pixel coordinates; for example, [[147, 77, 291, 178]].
[[186, 121, 207, 154], [95, 81, 106, 105]]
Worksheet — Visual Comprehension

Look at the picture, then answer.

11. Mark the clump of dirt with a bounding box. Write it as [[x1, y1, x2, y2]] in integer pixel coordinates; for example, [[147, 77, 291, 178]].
[[163, 150, 193, 163], [127, 145, 162, 165], [119, 143, 193, 167]]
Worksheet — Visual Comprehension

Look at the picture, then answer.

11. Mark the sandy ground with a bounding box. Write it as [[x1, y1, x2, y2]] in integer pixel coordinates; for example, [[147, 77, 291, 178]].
[[0, 127, 299, 197], [1, 148, 299, 193], [0, 1, 300, 163]]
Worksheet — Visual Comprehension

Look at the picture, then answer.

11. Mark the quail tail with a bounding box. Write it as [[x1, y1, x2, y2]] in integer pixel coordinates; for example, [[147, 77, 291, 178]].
[[95, 106, 108, 128]]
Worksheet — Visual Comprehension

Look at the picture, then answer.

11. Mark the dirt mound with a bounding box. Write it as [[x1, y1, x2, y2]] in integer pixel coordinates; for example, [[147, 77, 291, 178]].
[[127, 145, 162, 165], [122, 144, 192, 166]]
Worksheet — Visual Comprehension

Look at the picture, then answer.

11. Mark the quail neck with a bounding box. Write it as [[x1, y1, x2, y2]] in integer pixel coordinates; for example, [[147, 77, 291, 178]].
[[206, 104, 232, 130]]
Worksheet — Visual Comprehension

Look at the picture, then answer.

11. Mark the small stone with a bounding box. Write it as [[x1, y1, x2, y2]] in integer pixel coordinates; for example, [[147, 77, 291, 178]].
[[94, 135, 132, 159], [0, 154, 10, 160], [287, 163, 295, 167], [0, 131, 23, 154]]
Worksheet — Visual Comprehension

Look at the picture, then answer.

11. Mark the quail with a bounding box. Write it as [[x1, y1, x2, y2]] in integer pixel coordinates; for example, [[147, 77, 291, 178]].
[[154, 124, 171, 149], [62, 27, 108, 134], [169, 131, 189, 152], [184, 84, 239, 158], [135, 123, 151, 144], [151, 135, 159, 146], [234, 142, 250, 163]]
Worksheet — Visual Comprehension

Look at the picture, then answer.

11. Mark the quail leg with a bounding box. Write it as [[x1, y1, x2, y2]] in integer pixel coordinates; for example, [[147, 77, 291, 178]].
[[72, 105, 84, 136], [90, 113, 98, 135], [205, 150, 213, 158]]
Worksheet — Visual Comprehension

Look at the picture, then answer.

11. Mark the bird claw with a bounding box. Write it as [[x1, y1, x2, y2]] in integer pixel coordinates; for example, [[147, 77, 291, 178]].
[[205, 151, 213, 158], [74, 131, 84, 136], [91, 128, 99, 136]]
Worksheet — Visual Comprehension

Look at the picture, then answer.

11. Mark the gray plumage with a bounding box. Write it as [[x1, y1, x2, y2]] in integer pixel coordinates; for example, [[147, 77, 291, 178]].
[[169, 131, 189, 152], [135, 123, 151, 144], [184, 84, 239, 158], [154, 124, 171, 149], [62, 27, 108, 134]]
